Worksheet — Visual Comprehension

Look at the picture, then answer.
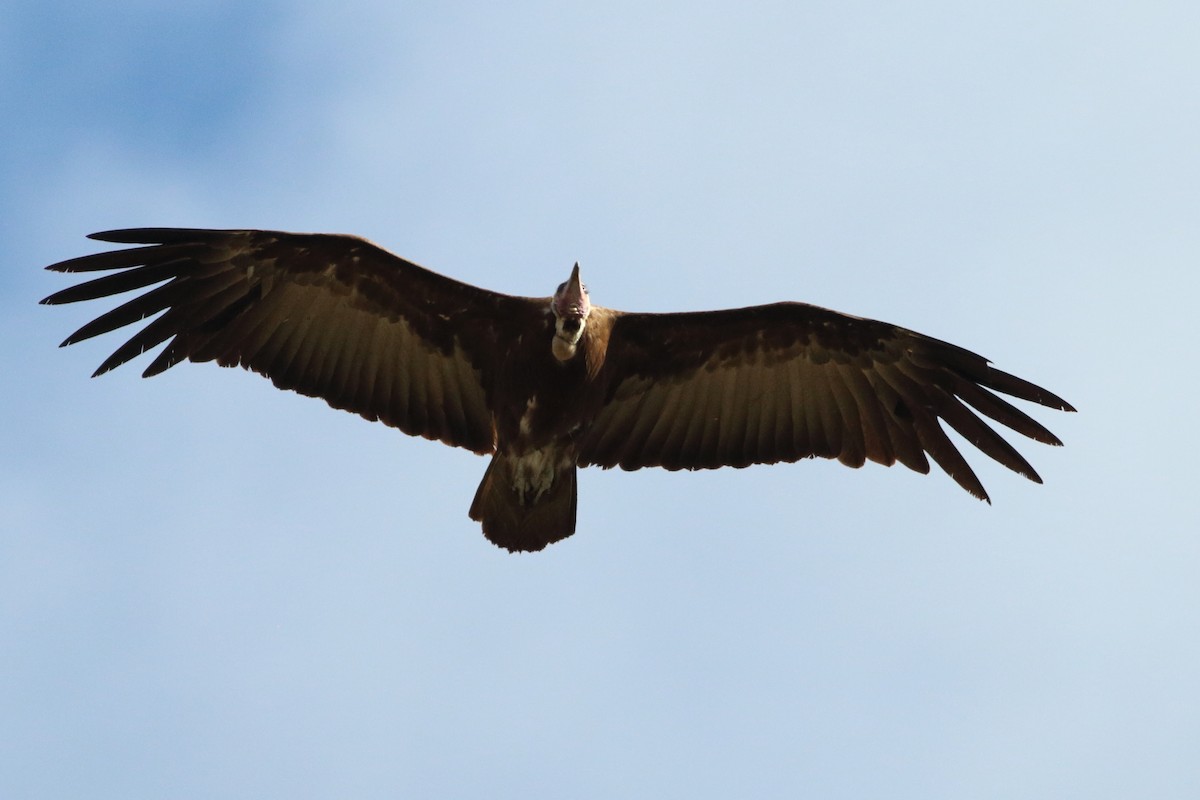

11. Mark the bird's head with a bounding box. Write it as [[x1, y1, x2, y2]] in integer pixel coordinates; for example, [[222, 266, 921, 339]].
[[551, 263, 590, 361]]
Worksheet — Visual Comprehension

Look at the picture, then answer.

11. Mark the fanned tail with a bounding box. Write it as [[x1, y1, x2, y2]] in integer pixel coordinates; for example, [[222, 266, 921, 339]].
[[469, 454, 578, 553]]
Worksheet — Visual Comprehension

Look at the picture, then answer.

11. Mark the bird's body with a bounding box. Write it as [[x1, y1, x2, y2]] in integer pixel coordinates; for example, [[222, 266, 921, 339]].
[[469, 300, 609, 550], [42, 228, 1074, 552]]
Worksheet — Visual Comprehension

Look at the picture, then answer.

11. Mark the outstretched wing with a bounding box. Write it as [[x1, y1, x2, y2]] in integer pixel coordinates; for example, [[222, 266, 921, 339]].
[[578, 303, 1074, 501], [42, 228, 539, 454]]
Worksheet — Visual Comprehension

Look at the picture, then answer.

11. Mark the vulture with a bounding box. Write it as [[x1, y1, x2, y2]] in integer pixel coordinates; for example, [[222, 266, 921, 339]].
[[42, 228, 1074, 552]]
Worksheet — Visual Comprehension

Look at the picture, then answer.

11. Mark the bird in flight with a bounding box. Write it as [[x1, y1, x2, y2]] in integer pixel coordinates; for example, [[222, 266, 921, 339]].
[[42, 228, 1074, 552]]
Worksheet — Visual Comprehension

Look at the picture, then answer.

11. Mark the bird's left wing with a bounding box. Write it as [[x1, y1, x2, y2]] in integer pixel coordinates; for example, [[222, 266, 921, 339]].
[[578, 302, 1074, 501], [42, 228, 538, 454]]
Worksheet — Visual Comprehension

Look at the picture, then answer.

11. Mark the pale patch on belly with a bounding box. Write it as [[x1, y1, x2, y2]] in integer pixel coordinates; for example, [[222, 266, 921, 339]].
[[511, 445, 569, 505], [519, 396, 538, 436]]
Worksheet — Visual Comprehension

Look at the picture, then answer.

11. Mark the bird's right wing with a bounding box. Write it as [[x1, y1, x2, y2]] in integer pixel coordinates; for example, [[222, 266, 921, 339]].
[[42, 228, 543, 454]]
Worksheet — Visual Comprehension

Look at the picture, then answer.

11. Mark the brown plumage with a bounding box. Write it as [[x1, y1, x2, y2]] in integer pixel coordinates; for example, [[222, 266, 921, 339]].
[[41, 228, 1075, 552]]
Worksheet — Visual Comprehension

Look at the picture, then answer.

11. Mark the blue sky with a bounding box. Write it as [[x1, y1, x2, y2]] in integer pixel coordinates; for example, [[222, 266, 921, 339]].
[[3, 1, 1198, 797]]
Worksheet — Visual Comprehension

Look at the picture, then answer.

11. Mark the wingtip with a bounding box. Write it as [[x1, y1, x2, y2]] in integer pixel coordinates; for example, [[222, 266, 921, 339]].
[[85, 229, 144, 243], [87, 228, 151, 244], [967, 486, 992, 505], [1037, 391, 1076, 414], [86, 228, 180, 244]]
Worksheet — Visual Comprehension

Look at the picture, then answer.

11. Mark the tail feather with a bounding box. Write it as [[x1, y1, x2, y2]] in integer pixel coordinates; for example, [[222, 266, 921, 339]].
[[469, 454, 577, 552]]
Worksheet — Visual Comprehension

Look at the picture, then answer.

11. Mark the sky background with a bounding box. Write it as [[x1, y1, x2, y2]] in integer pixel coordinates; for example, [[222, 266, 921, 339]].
[[3, 1, 1198, 797]]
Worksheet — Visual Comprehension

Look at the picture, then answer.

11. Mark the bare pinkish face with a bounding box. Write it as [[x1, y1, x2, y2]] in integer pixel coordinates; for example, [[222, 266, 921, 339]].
[[553, 263, 590, 324], [550, 264, 590, 362]]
